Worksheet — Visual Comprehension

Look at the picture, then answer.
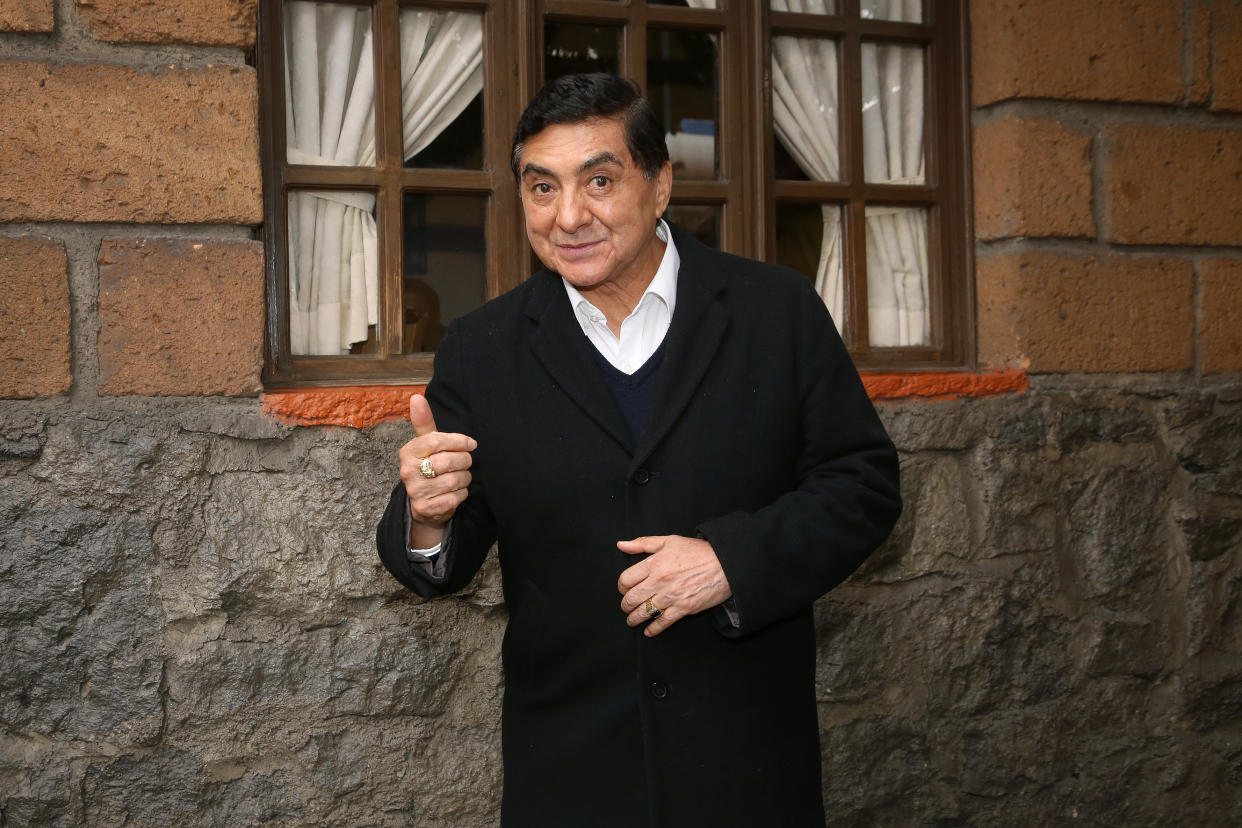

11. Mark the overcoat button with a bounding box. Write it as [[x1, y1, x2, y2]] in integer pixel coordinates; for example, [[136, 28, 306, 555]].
[[650, 682, 668, 699], [632, 468, 651, 485]]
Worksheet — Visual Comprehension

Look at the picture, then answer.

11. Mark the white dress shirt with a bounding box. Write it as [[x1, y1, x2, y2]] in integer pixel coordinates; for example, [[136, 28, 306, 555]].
[[409, 220, 679, 559]]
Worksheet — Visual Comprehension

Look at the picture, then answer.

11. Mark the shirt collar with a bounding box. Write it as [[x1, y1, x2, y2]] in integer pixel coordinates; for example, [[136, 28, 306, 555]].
[[562, 219, 679, 323]]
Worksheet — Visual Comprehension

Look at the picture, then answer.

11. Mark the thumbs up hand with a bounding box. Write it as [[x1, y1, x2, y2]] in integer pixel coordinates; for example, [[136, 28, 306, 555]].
[[399, 393, 478, 547]]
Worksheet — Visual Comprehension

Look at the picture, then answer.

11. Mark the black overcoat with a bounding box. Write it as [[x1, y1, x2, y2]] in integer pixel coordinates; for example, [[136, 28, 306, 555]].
[[377, 225, 901, 827]]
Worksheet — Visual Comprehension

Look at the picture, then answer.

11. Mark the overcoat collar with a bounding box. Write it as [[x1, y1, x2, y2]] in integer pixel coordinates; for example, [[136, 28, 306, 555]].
[[523, 224, 731, 470]]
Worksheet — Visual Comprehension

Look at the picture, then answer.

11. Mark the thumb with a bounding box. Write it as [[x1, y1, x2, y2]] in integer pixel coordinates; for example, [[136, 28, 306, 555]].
[[618, 536, 662, 555], [409, 393, 438, 436]]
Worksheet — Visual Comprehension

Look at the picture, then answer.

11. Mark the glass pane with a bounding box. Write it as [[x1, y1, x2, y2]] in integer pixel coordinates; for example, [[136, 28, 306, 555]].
[[861, 42, 924, 184], [865, 205, 929, 347], [284, 2, 376, 167], [401, 9, 484, 170], [663, 205, 721, 249], [775, 203, 845, 333], [649, 0, 718, 8], [861, 0, 922, 22], [402, 194, 487, 354], [545, 22, 620, 80], [769, 0, 837, 13], [771, 36, 840, 182], [648, 28, 719, 179], [286, 190, 379, 356]]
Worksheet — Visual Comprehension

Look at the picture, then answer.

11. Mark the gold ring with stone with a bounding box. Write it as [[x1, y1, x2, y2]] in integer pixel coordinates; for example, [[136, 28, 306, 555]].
[[645, 597, 662, 620], [419, 457, 436, 479]]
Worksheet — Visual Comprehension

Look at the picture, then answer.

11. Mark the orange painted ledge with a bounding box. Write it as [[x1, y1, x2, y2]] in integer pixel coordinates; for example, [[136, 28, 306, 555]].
[[262, 370, 1028, 428], [863, 369, 1028, 401]]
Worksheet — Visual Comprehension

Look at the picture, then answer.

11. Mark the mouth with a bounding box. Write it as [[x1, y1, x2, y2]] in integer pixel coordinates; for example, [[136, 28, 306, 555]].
[[555, 239, 604, 258]]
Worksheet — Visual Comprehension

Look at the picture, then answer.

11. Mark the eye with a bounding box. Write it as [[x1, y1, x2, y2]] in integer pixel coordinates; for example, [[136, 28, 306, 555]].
[[531, 182, 552, 196], [589, 174, 610, 189]]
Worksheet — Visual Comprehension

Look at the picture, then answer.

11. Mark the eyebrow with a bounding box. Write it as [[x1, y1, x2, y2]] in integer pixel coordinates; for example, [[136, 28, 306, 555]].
[[520, 151, 625, 180]]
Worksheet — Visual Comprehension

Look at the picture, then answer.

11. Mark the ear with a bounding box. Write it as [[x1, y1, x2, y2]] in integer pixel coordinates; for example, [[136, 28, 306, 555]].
[[653, 161, 673, 217]]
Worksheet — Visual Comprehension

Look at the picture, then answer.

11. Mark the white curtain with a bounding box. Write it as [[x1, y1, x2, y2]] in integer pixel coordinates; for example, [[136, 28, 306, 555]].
[[860, 0, 928, 346], [770, 30, 844, 329], [769, 0, 929, 345], [284, 3, 483, 355]]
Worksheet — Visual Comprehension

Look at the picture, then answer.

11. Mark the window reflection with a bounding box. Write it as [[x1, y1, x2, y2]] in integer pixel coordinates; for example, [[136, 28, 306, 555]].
[[648, 28, 719, 179], [545, 22, 621, 79], [663, 205, 721, 249], [402, 194, 487, 354]]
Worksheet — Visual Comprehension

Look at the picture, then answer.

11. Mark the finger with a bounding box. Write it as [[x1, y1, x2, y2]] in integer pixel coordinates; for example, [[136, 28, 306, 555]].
[[410, 487, 469, 525], [410, 449, 474, 479], [624, 592, 665, 627], [617, 536, 664, 555], [406, 470, 472, 501], [409, 393, 438, 437], [644, 604, 687, 637], [617, 560, 650, 594], [400, 432, 477, 463]]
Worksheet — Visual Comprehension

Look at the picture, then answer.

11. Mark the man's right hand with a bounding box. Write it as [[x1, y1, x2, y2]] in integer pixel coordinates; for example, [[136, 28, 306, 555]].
[[399, 394, 477, 548]]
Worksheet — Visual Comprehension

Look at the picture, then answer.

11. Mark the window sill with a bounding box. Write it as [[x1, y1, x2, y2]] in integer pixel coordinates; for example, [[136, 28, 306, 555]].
[[261, 370, 1029, 428]]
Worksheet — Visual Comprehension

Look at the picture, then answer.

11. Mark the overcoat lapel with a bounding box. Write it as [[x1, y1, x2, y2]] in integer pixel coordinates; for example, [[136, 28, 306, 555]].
[[524, 271, 635, 452], [631, 230, 729, 470]]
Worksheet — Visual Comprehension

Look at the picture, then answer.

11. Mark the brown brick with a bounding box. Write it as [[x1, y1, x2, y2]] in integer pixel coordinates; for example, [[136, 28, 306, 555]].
[[972, 0, 1186, 106], [1106, 124, 1242, 246], [0, 0, 53, 32], [0, 61, 261, 224], [1212, 0, 1242, 111], [1201, 258, 1242, 374], [978, 251, 1193, 373], [1188, 0, 1212, 106], [98, 239, 264, 396], [974, 116, 1094, 241], [0, 238, 71, 398], [75, 0, 255, 48]]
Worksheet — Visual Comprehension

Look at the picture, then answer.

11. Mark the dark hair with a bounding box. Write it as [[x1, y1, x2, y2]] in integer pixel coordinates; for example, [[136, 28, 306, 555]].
[[510, 73, 670, 182]]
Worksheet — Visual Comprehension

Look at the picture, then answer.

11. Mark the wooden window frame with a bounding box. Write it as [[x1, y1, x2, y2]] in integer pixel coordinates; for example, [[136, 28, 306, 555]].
[[258, 0, 973, 387]]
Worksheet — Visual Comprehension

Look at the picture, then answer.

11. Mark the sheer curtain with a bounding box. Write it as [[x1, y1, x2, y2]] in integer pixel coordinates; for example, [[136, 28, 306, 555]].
[[771, 30, 844, 327], [768, 0, 929, 344], [284, 4, 483, 355], [861, 0, 928, 345]]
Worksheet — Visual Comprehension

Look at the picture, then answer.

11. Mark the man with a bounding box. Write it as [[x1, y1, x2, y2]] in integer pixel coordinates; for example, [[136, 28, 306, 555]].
[[377, 73, 901, 826]]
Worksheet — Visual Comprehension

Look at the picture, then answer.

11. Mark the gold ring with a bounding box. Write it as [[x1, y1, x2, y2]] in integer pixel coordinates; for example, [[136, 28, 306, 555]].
[[419, 457, 436, 479], [645, 597, 662, 620]]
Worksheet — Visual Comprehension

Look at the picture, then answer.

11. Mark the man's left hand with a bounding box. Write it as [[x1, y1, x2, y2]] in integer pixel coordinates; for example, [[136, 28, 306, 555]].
[[617, 535, 732, 637]]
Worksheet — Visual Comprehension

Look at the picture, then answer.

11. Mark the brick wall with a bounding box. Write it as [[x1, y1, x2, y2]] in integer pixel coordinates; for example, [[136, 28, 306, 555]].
[[972, 0, 1242, 376], [0, 0, 261, 400]]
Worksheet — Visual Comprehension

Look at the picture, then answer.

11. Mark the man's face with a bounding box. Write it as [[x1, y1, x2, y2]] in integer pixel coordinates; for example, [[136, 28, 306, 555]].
[[518, 117, 672, 294]]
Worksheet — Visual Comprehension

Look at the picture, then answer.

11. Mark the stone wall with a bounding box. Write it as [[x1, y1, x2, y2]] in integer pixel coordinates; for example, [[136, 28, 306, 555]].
[[2, 383, 1240, 825], [2, 1, 1241, 825]]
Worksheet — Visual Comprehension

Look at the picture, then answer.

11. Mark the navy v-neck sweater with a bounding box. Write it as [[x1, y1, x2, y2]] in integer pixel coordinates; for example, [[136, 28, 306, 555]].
[[587, 337, 669, 440]]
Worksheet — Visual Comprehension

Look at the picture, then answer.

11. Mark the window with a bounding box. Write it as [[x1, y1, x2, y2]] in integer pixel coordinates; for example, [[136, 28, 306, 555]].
[[258, 0, 971, 386]]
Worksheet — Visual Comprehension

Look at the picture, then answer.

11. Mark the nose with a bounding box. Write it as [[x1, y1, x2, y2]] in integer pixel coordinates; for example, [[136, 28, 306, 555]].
[[555, 188, 590, 234]]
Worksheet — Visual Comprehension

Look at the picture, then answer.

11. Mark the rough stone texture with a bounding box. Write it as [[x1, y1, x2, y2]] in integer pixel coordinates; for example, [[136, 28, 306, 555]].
[[0, 61, 261, 225], [1201, 258, 1242, 375], [0, 0, 52, 32], [97, 239, 264, 397], [977, 251, 1194, 373], [0, 237, 71, 399], [973, 116, 1094, 241], [1106, 124, 1242, 247], [971, 0, 1188, 105], [1, 386, 1238, 825], [75, 0, 256, 48], [1212, 0, 1242, 112]]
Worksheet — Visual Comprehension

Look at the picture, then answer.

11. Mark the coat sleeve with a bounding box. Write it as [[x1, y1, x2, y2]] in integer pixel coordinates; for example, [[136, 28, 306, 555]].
[[696, 279, 902, 638], [375, 320, 498, 597]]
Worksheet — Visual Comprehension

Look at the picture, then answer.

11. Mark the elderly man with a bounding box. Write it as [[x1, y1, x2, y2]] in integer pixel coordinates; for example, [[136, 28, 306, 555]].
[[377, 73, 901, 826]]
